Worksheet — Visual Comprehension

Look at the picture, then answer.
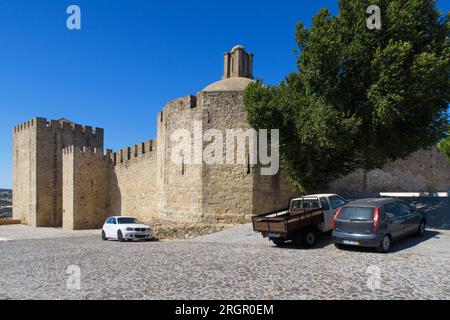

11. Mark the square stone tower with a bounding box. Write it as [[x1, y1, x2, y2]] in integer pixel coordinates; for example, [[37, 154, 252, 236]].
[[12, 118, 103, 227]]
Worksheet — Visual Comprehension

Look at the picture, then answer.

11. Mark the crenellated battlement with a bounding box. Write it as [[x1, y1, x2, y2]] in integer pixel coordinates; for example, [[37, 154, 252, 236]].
[[63, 145, 112, 160], [111, 139, 157, 165], [160, 95, 198, 120], [13, 119, 36, 133], [13, 117, 103, 137]]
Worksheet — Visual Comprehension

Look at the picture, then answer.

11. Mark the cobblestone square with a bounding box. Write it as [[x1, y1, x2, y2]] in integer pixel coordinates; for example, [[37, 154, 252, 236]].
[[1, 197, 450, 300]]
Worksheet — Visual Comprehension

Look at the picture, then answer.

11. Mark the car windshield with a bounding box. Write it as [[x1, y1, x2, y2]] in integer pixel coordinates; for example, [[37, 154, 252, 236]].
[[117, 217, 142, 224], [338, 207, 374, 221]]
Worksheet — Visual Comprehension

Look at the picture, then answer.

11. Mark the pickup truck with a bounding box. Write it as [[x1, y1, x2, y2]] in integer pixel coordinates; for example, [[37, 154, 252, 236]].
[[252, 194, 348, 247]]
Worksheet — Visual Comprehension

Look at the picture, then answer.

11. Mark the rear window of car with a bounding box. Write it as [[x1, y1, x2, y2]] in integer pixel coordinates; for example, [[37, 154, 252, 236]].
[[291, 199, 320, 209], [338, 207, 374, 221]]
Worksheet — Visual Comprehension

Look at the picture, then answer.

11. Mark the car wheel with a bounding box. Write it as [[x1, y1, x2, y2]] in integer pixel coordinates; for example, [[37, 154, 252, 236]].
[[271, 238, 285, 246], [334, 243, 344, 250], [377, 235, 391, 253], [302, 230, 317, 248], [416, 220, 426, 237], [101, 230, 107, 241], [117, 230, 125, 242]]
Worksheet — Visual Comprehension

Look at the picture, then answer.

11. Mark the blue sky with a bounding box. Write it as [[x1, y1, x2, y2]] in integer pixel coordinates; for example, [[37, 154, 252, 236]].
[[0, 0, 449, 189]]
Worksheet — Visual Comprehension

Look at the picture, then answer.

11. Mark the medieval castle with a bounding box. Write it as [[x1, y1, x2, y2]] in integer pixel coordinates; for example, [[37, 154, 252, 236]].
[[12, 46, 450, 229]]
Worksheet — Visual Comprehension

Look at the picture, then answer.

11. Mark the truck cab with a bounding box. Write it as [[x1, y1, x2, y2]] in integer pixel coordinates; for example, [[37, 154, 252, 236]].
[[291, 194, 348, 233]]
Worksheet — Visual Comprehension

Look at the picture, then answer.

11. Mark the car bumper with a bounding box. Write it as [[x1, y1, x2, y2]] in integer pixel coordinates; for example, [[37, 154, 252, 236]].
[[123, 231, 154, 240], [332, 230, 383, 248]]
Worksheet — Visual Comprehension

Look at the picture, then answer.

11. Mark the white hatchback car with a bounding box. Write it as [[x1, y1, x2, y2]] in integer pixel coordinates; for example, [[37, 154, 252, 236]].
[[102, 216, 154, 242]]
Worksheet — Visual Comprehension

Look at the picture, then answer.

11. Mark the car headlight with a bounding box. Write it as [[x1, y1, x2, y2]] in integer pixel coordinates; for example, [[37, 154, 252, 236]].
[[125, 227, 134, 231]]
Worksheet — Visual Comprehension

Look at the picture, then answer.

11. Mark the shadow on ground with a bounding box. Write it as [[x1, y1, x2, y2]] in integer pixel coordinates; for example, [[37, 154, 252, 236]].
[[270, 226, 442, 254], [351, 195, 450, 230], [269, 231, 333, 251], [404, 197, 450, 230], [331, 230, 440, 254]]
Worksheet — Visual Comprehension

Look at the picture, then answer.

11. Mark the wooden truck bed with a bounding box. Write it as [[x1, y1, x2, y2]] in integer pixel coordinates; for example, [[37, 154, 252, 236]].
[[252, 206, 324, 237]]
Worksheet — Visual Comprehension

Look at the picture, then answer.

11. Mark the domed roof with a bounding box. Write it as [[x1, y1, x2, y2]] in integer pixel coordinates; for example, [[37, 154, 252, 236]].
[[201, 77, 254, 92], [231, 45, 245, 52]]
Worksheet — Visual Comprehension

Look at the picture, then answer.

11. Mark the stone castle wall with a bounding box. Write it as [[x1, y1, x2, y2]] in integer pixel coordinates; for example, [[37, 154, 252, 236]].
[[330, 147, 450, 197], [62, 146, 111, 230], [12, 119, 37, 226], [155, 95, 205, 222], [200, 91, 255, 223], [12, 46, 449, 230], [13, 118, 103, 227], [108, 140, 158, 223], [199, 91, 298, 223], [13, 113, 450, 230]]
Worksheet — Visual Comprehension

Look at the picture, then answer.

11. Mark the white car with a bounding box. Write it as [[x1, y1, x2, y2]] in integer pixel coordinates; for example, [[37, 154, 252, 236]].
[[102, 216, 154, 242]]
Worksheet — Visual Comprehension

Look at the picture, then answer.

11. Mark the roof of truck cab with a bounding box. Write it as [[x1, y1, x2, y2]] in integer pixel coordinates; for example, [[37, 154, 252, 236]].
[[291, 194, 342, 200]]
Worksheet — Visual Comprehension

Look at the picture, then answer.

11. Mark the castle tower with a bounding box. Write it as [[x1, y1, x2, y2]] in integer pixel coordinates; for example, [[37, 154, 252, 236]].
[[222, 45, 254, 80], [12, 118, 104, 227]]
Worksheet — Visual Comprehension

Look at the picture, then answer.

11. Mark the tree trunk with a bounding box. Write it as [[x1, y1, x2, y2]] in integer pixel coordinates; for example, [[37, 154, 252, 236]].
[[362, 169, 368, 193]]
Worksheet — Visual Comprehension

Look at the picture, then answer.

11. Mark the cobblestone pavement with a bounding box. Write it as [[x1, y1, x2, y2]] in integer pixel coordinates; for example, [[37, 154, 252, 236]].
[[1, 223, 450, 300]]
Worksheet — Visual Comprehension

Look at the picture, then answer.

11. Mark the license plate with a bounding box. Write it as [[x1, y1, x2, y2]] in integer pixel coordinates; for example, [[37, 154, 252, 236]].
[[268, 232, 281, 238], [342, 240, 360, 246]]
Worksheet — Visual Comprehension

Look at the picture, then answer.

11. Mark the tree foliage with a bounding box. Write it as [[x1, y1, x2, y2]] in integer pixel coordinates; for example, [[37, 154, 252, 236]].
[[244, 0, 450, 193], [438, 129, 450, 162]]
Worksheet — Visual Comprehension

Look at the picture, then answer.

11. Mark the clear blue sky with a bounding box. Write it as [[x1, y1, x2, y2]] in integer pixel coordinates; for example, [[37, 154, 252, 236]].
[[0, 0, 448, 189]]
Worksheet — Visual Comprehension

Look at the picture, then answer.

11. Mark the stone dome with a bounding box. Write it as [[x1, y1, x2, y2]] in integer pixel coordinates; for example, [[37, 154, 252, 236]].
[[231, 45, 245, 52], [201, 77, 254, 92]]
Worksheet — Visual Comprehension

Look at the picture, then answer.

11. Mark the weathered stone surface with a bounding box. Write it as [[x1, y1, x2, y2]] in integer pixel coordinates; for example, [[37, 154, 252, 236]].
[[62, 146, 112, 230], [12, 46, 450, 230], [330, 147, 450, 197], [13, 118, 103, 227]]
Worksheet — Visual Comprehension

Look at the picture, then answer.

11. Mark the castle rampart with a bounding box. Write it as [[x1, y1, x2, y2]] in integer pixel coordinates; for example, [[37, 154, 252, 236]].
[[12, 46, 450, 230], [62, 146, 112, 230]]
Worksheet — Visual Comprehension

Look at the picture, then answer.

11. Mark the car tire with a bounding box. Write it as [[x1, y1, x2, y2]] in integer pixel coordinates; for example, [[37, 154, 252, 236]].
[[101, 230, 107, 241], [334, 243, 344, 250], [271, 238, 285, 246], [302, 230, 317, 248], [416, 220, 426, 237], [377, 234, 391, 253], [117, 230, 125, 242]]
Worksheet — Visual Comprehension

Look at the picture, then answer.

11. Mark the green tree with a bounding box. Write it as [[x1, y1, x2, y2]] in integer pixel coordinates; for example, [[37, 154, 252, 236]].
[[438, 128, 450, 161], [244, 0, 450, 193]]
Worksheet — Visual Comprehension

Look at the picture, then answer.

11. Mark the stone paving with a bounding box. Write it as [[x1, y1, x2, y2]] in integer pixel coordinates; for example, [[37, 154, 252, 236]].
[[0, 197, 449, 300], [0, 224, 449, 299]]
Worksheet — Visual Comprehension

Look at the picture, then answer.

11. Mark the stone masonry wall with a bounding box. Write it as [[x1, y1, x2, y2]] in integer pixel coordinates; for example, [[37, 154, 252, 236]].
[[200, 91, 297, 222], [200, 91, 256, 223], [62, 146, 111, 230], [330, 147, 450, 197], [156, 95, 204, 222], [108, 140, 158, 223], [13, 118, 104, 227], [12, 119, 37, 226], [35, 118, 104, 227], [252, 170, 298, 215]]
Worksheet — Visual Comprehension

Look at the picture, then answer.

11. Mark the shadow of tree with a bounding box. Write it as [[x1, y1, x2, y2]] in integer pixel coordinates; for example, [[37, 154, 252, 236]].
[[334, 230, 440, 254], [351, 195, 450, 230], [400, 197, 450, 230]]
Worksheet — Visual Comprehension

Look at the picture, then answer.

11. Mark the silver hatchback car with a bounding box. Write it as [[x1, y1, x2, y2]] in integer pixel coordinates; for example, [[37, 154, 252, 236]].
[[332, 198, 426, 253]]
